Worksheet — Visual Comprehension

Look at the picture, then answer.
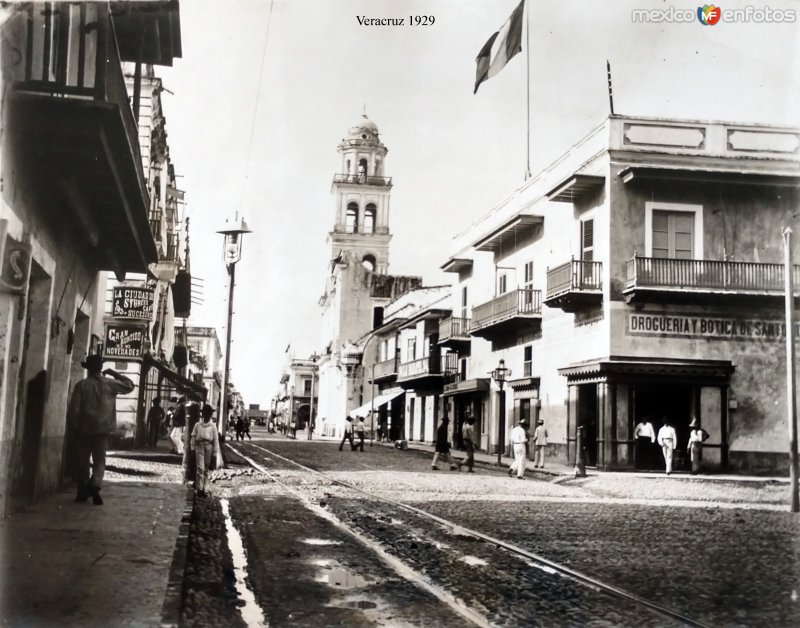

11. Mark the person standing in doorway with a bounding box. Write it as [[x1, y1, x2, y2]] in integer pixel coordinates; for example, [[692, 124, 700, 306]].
[[354, 417, 366, 451], [68, 355, 135, 505], [339, 416, 356, 451], [190, 404, 220, 497], [633, 417, 656, 469], [657, 417, 678, 475], [532, 419, 548, 468], [456, 412, 476, 472], [508, 419, 528, 479], [687, 417, 710, 475], [432, 417, 458, 470], [146, 398, 165, 448]]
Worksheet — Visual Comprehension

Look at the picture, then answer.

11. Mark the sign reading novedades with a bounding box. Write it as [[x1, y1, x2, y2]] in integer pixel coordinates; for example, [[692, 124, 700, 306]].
[[104, 324, 146, 359], [112, 286, 154, 320], [627, 312, 795, 341]]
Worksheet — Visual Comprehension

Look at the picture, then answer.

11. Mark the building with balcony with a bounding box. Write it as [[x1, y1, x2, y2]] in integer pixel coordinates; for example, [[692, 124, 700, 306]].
[[276, 356, 319, 436], [442, 114, 800, 474], [316, 114, 421, 438], [0, 1, 182, 513]]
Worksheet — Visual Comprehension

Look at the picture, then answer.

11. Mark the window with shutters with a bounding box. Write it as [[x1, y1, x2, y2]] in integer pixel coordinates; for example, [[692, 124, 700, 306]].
[[498, 273, 508, 295], [461, 285, 468, 320], [522, 260, 534, 307], [407, 337, 417, 362], [645, 202, 704, 260], [580, 219, 594, 261], [523, 345, 532, 377]]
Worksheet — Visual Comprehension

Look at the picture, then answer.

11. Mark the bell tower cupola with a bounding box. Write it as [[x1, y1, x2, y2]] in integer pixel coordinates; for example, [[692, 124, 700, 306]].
[[330, 113, 392, 273]]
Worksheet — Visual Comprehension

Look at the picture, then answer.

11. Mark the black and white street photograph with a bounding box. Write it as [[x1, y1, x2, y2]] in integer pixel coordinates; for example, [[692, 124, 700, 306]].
[[1, 0, 799, 626]]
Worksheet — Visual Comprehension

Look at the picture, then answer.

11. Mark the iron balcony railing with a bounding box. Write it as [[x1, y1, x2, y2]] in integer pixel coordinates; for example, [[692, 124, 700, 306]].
[[398, 353, 454, 379], [546, 260, 603, 300], [439, 316, 471, 342], [333, 174, 393, 186], [471, 289, 542, 331], [625, 256, 800, 293], [164, 232, 180, 262], [372, 357, 398, 380]]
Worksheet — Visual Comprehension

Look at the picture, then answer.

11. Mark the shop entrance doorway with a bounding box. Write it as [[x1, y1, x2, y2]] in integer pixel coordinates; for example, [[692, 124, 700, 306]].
[[576, 384, 598, 467], [633, 383, 693, 471]]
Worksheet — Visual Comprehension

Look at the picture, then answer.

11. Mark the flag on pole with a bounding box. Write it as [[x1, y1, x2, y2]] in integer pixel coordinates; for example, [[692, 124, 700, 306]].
[[606, 60, 615, 115], [474, 0, 525, 94]]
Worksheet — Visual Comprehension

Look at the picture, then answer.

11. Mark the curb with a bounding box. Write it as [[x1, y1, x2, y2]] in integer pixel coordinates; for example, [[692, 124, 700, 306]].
[[159, 485, 195, 627]]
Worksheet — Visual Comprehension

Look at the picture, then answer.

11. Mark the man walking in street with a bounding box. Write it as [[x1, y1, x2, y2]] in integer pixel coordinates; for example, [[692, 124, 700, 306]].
[[146, 398, 165, 448], [508, 418, 528, 479], [657, 416, 678, 475], [456, 412, 476, 472], [532, 418, 548, 468], [68, 354, 135, 505], [431, 417, 459, 470], [339, 416, 356, 451], [354, 416, 366, 451]]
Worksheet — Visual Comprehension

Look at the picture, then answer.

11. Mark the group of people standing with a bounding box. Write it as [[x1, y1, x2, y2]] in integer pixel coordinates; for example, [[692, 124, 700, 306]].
[[634, 416, 709, 475], [338, 416, 367, 451]]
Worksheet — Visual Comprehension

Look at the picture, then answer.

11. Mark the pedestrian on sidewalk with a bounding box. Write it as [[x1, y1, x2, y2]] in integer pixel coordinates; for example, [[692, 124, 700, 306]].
[[170, 397, 187, 455], [339, 416, 356, 451], [67, 355, 135, 505], [190, 404, 220, 497], [508, 419, 528, 479], [432, 417, 458, 470], [532, 418, 548, 468], [146, 398, 165, 448], [687, 417, 710, 475], [456, 412, 476, 472], [234, 416, 244, 441], [354, 417, 366, 451], [657, 416, 678, 475], [242, 416, 252, 440]]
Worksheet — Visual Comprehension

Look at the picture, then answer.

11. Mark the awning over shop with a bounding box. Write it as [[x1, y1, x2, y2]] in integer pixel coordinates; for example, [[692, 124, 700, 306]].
[[142, 355, 207, 399], [442, 378, 490, 397], [558, 355, 734, 384], [350, 388, 404, 418]]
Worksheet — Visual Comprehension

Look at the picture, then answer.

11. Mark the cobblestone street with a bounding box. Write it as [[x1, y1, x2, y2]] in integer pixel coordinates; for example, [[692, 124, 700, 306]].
[[179, 433, 800, 626]]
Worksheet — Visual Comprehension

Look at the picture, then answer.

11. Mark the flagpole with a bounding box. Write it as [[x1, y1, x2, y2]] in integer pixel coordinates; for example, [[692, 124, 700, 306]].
[[525, 0, 531, 180]]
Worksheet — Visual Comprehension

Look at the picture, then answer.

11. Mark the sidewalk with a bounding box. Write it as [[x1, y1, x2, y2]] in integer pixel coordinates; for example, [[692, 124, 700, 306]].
[[0, 441, 192, 628], [391, 439, 790, 484]]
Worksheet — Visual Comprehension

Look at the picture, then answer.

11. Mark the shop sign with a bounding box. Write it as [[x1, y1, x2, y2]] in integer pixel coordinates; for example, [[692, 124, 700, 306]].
[[627, 312, 797, 341], [112, 286, 154, 320], [0, 221, 31, 294], [104, 323, 147, 359]]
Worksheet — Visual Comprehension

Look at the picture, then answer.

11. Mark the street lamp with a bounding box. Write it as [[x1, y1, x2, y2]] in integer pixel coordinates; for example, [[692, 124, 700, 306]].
[[217, 217, 252, 443], [308, 352, 319, 440], [491, 359, 511, 465]]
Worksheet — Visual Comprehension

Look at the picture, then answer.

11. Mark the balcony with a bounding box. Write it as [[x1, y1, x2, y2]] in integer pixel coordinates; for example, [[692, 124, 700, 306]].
[[332, 174, 393, 187], [624, 256, 800, 304], [371, 357, 398, 384], [470, 289, 542, 340], [438, 317, 472, 350], [544, 260, 603, 312], [397, 353, 456, 390], [3, 3, 155, 274]]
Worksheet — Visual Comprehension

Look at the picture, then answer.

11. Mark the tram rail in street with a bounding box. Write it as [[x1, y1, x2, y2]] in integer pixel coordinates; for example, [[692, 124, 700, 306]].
[[227, 440, 711, 628]]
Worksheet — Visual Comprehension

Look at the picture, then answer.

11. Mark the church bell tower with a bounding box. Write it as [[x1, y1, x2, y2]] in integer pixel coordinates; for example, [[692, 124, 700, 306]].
[[330, 114, 392, 273]]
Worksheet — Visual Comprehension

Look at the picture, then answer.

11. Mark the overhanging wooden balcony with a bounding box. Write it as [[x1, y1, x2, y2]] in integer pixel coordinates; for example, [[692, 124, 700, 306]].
[[624, 256, 800, 304], [438, 316, 472, 350], [544, 260, 603, 312], [397, 353, 455, 390], [371, 357, 398, 384], [4, 4, 155, 275], [470, 289, 542, 340]]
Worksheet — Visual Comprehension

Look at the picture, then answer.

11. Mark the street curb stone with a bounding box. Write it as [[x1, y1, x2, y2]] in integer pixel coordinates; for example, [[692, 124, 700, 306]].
[[160, 485, 195, 627]]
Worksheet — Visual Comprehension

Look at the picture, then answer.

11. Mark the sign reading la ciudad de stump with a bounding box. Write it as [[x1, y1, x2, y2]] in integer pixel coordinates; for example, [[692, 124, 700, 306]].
[[104, 283, 154, 360]]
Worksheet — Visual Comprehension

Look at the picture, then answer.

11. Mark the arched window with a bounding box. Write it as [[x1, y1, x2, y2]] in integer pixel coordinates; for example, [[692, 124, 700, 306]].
[[346, 202, 358, 233], [358, 158, 368, 181], [364, 203, 376, 234], [362, 254, 376, 271]]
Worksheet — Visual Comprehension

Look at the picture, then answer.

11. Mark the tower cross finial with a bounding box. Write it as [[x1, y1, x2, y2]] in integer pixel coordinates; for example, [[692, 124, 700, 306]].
[[362, 103, 367, 116]]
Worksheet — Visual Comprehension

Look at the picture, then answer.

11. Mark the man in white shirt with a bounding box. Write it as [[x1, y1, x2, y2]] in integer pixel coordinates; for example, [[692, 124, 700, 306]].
[[532, 419, 548, 468], [507, 419, 528, 479], [657, 417, 678, 475], [633, 417, 656, 469]]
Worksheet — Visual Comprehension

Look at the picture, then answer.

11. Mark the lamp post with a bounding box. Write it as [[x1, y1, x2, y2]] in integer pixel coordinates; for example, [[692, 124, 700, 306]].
[[491, 359, 511, 466], [217, 217, 252, 443], [783, 227, 799, 512], [308, 352, 319, 440]]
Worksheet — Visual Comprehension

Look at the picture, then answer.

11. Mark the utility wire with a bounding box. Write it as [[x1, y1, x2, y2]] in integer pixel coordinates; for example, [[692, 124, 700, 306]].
[[239, 0, 275, 209]]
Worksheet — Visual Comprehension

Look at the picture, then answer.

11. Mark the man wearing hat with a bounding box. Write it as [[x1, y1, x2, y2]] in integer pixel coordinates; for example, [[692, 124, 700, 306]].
[[68, 354, 135, 505], [532, 418, 548, 469], [686, 417, 710, 475], [508, 418, 529, 479]]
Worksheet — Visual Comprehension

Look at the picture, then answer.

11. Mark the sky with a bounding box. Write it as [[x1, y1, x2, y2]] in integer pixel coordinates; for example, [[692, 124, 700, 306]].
[[157, 0, 800, 406]]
